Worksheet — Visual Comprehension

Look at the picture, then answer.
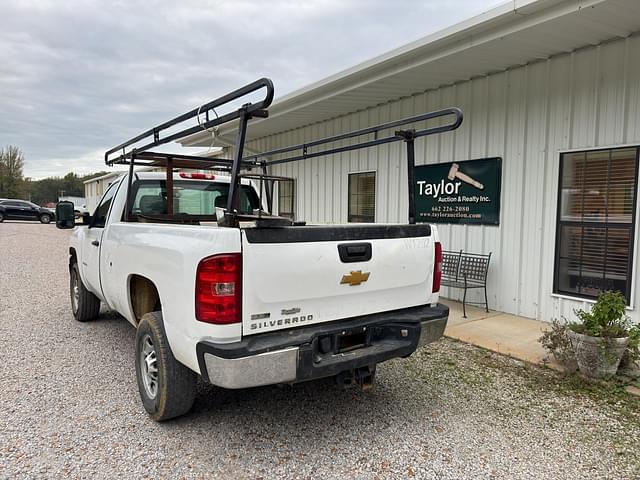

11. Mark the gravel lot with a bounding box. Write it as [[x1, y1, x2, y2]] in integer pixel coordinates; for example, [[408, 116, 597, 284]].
[[1, 221, 639, 479]]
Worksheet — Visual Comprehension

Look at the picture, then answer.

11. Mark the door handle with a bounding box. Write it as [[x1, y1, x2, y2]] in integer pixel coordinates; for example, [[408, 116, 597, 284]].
[[91, 240, 100, 247], [338, 242, 372, 263]]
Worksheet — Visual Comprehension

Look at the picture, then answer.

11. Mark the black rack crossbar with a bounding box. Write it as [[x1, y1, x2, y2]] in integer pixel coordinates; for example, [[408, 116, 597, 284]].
[[105, 77, 274, 165], [113, 150, 259, 171], [240, 173, 294, 182], [246, 107, 463, 165]]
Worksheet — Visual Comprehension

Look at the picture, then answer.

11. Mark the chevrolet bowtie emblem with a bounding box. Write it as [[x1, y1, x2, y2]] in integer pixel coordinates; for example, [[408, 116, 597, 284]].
[[340, 270, 370, 286]]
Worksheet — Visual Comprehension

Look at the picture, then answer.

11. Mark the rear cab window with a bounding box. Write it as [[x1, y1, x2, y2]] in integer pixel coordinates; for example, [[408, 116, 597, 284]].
[[129, 180, 260, 218]]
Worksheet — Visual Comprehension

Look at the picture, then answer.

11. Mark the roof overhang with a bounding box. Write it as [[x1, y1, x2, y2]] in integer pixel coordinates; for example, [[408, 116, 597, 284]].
[[83, 171, 121, 184], [180, 0, 640, 148]]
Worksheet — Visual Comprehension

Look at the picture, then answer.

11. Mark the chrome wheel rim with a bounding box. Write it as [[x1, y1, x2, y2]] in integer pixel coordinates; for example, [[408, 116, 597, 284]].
[[139, 334, 158, 399], [71, 271, 79, 313]]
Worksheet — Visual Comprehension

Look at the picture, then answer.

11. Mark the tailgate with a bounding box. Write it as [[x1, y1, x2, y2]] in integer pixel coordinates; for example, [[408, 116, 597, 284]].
[[241, 224, 437, 335]]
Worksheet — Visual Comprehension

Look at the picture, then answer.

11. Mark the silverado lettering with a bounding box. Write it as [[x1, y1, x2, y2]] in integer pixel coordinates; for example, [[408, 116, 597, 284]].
[[250, 315, 314, 331]]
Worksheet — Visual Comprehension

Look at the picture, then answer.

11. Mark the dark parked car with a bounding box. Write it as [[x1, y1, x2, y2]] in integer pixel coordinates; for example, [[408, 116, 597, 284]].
[[0, 199, 55, 223]]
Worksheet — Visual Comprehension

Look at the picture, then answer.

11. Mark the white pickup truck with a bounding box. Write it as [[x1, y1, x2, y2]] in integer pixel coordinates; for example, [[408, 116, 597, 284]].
[[58, 171, 447, 420], [56, 78, 460, 421]]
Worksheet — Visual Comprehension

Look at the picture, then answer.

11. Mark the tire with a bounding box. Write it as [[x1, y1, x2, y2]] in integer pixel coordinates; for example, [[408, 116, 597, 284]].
[[135, 311, 197, 421], [40, 213, 51, 224], [70, 262, 100, 321], [0, 212, 4, 222]]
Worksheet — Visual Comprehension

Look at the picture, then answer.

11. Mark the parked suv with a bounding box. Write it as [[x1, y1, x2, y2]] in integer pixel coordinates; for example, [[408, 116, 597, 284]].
[[0, 199, 55, 223]]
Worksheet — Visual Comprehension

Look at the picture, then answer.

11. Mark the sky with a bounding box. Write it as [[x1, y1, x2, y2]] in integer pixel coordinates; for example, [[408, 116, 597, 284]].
[[0, 0, 503, 179]]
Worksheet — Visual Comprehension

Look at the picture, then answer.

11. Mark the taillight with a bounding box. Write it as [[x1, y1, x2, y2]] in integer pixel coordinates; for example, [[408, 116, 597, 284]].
[[180, 172, 216, 180], [195, 253, 242, 324], [432, 242, 442, 293]]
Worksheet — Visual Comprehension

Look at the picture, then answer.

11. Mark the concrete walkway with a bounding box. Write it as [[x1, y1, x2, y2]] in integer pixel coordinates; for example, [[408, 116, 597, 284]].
[[440, 298, 561, 370]]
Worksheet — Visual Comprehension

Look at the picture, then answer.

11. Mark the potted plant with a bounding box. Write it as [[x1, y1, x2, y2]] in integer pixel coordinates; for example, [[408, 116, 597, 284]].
[[568, 291, 639, 379]]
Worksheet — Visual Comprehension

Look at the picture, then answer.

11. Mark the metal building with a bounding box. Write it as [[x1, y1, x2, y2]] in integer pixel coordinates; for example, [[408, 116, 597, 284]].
[[84, 172, 121, 213], [180, 0, 640, 324]]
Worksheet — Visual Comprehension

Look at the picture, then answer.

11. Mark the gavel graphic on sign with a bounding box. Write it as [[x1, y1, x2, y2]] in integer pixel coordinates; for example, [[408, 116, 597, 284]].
[[447, 163, 484, 190]]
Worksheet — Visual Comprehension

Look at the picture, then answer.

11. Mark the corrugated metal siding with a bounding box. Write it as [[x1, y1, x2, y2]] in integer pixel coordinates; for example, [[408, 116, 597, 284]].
[[247, 34, 640, 324]]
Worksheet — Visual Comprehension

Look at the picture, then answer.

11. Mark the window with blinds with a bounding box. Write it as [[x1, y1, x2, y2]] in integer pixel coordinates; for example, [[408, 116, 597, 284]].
[[278, 179, 295, 219], [554, 147, 638, 302], [348, 172, 376, 223]]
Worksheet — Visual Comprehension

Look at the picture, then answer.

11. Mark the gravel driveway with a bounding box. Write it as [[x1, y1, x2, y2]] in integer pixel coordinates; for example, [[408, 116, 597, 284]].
[[1, 221, 639, 479]]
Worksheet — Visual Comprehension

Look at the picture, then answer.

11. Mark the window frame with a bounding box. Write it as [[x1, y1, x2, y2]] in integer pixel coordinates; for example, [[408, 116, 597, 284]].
[[553, 146, 640, 304], [276, 178, 295, 219], [347, 170, 376, 223]]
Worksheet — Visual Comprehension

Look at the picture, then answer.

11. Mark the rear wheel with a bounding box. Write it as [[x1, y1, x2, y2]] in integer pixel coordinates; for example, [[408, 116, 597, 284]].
[[135, 311, 197, 421], [0, 212, 4, 222], [70, 262, 100, 321], [39, 213, 51, 224]]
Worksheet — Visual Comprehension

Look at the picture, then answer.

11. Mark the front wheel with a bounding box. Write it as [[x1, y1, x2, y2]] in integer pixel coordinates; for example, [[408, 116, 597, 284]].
[[0, 212, 4, 222], [40, 213, 51, 224], [70, 262, 100, 321], [135, 311, 197, 421]]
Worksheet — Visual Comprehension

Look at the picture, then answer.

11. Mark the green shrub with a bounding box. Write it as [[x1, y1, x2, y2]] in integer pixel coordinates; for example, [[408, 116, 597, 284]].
[[538, 318, 576, 368]]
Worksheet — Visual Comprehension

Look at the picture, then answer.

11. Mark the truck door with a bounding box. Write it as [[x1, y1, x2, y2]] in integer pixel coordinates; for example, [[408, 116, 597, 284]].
[[82, 181, 119, 297]]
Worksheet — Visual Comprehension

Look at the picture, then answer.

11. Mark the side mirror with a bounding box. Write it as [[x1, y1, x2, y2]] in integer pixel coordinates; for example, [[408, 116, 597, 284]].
[[81, 212, 92, 225], [55, 201, 76, 229]]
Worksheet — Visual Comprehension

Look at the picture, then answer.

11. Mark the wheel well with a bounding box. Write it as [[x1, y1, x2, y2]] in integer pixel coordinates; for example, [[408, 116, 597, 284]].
[[129, 275, 161, 323], [69, 248, 77, 267]]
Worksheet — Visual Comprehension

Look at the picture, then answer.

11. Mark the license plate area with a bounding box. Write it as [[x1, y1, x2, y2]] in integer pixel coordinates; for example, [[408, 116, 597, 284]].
[[336, 330, 367, 353], [314, 326, 370, 359], [311, 323, 419, 365]]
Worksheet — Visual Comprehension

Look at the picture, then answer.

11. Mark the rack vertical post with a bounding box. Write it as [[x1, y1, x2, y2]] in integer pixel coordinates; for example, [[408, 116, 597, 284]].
[[396, 129, 417, 225]]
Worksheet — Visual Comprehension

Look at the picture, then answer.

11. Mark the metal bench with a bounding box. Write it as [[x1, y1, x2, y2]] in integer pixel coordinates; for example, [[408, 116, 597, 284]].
[[441, 250, 492, 318]]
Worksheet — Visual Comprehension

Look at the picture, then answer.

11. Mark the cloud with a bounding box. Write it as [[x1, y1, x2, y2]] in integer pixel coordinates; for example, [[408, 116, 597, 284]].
[[0, 0, 501, 178]]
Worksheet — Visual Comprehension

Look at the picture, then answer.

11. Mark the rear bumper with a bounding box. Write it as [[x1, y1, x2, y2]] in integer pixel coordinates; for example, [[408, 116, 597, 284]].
[[196, 303, 448, 389]]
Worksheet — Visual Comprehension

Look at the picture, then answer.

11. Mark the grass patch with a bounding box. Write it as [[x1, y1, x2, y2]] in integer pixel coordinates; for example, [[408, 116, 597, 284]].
[[419, 338, 640, 422]]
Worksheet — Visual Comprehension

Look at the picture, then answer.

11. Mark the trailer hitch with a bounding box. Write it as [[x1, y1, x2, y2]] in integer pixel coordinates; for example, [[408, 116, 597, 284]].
[[335, 365, 376, 391]]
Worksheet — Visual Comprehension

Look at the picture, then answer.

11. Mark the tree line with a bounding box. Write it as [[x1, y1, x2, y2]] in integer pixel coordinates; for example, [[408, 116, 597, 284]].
[[0, 145, 107, 206]]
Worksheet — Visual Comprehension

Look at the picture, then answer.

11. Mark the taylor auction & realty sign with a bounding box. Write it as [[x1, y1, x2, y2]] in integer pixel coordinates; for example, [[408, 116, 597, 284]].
[[414, 157, 502, 225]]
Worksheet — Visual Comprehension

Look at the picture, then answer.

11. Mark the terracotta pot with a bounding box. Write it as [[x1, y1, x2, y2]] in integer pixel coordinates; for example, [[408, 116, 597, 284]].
[[568, 330, 629, 379]]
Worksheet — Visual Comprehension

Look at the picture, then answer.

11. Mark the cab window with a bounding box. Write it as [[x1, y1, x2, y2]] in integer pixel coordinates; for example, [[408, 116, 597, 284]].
[[92, 182, 119, 228]]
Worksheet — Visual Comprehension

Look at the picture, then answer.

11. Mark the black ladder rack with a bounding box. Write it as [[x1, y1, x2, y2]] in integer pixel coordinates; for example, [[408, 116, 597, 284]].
[[104, 77, 463, 226]]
